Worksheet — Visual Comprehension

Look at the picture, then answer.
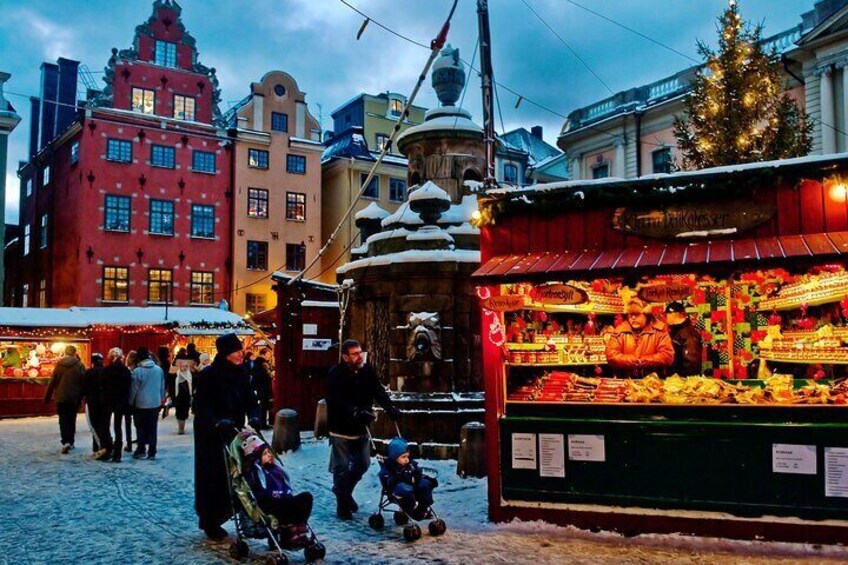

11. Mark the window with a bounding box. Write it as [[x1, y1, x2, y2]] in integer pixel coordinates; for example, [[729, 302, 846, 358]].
[[70, 141, 80, 165], [190, 271, 214, 304], [503, 163, 519, 184], [247, 188, 269, 219], [21, 284, 29, 308], [154, 40, 177, 67], [652, 147, 673, 174], [389, 178, 407, 202], [131, 87, 155, 114], [39, 214, 48, 249], [286, 192, 306, 221], [592, 163, 610, 179], [273, 84, 286, 97], [192, 150, 216, 174], [25, 177, 31, 197], [191, 204, 215, 238], [38, 279, 46, 308], [361, 173, 379, 199], [271, 112, 288, 132], [246, 293, 266, 314], [23, 224, 30, 256], [102, 266, 129, 302], [248, 148, 269, 169], [106, 139, 132, 163], [174, 95, 195, 121], [42, 165, 50, 186], [286, 154, 306, 174], [286, 243, 306, 271], [147, 268, 172, 303], [390, 99, 403, 116], [149, 199, 175, 235], [375, 134, 390, 153], [150, 144, 176, 168], [247, 240, 269, 271], [104, 194, 131, 232]]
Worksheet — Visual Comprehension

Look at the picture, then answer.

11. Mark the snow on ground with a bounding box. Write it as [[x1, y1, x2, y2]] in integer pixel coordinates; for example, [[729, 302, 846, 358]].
[[2, 415, 847, 565]]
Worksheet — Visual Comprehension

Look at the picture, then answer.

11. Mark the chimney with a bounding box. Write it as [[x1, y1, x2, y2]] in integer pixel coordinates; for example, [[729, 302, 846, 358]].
[[531, 125, 543, 140], [28, 97, 40, 159], [55, 58, 80, 136], [39, 62, 59, 150]]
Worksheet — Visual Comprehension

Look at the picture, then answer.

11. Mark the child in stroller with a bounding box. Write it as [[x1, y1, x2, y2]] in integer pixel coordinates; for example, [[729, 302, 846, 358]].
[[369, 437, 447, 541], [226, 430, 325, 564]]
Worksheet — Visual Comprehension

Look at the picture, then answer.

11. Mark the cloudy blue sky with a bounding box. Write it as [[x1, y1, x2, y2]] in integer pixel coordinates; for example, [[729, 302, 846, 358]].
[[0, 0, 810, 223]]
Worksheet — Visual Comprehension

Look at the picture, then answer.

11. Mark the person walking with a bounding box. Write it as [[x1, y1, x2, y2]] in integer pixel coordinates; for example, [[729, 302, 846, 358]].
[[193, 333, 261, 541], [43, 345, 87, 454], [123, 350, 138, 453], [102, 347, 133, 462], [129, 347, 166, 460], [326, 339, 401, 520], [251, 348, 274, 430], [83, 353, 111, 460], [172, 357, 194, 435]]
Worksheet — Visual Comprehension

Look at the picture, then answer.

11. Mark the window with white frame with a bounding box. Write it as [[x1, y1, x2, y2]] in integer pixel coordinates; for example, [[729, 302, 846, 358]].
[[131, 87, 155, 114], [191, 204, 215, 238], [248, 148, 269, 169], [23, 224, 30, 256], [286, 192, 306, 221], [248, 188, 269, 219], [174, 95, 195, 121], [361, 173, 379, 199], [389, 178, 406, 202], [191, 271, 214, 304], [503, 163, 519, 184], [104, 194, 131, 232]]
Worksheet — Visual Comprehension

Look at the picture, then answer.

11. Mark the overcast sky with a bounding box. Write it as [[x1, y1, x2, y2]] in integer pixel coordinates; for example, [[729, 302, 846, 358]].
[[0, 0, 811, 223]]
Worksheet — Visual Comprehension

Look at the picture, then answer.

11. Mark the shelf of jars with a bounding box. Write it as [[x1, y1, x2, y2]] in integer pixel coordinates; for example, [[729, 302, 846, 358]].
[[758, 271, 848, 311]]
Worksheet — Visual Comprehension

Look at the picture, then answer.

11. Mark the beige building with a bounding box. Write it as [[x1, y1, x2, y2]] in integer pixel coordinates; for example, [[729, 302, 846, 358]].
[[225, 71, 322, 315], [560, 0, 847, 179], [329, 92, 426, 152]]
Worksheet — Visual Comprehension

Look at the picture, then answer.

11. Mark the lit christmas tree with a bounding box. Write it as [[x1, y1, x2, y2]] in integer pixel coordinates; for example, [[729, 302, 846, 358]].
[[673, 0, 812, 169]]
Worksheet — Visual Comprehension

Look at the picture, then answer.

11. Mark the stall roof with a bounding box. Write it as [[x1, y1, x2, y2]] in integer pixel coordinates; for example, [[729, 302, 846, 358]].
[[472, 231, 848, 282], [0, 306, 249, 331]]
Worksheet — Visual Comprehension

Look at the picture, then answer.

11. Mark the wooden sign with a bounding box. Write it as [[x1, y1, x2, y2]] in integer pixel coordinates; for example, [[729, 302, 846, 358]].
[[481, 295, 526, 312], [638, 283, 691, 303], [530, 283, 588, 305], [612, 202, 775, 239]]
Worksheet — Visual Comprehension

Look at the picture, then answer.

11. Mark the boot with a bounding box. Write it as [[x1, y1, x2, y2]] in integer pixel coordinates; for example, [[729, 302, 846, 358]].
[[111, 442, 123, 462], [178, 420, 186, 435]]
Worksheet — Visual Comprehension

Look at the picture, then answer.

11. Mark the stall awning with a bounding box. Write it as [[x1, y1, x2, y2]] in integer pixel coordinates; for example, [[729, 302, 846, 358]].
[[472, 231, 848, 282]]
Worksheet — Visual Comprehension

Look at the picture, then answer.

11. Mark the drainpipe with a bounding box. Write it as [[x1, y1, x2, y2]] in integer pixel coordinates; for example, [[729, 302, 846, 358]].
[[635, 110, 643, 178], [781, 54, 805, 86]]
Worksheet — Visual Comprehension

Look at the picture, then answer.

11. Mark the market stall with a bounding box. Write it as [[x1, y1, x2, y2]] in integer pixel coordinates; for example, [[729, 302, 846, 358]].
[[472, 154, 848, 543], [0, 306, 253, 418]]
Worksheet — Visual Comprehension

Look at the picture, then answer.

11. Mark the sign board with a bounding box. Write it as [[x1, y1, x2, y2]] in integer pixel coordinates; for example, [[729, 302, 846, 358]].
[[530, 283, 587, 306], [637, 283, 691, 303], [772, 443, 817, 475], [568, 434, 606, 462], [511, 433, 537, 470], [303, 338, 332, 351], [303, 323, 318, 336], [539, 433, 566, 478], [481, 295, 526, 312], [612, 202, 775, 239]]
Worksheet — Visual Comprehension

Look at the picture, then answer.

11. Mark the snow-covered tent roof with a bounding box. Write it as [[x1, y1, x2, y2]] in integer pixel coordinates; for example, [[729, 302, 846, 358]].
[[354, 202, 390, 221]]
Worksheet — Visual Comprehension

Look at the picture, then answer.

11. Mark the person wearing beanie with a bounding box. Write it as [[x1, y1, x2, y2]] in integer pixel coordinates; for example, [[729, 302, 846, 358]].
[[44, 344, 87, 454], [378, 437, 437, 520], [242, 435, 313, 533], [605, 298, 675, 378], [193, 332, 261, 541], [665, 301, 703, 376]]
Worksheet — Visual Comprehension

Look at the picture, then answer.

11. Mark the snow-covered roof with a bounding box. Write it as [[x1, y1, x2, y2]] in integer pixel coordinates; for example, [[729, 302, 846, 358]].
[[381, 194, 479, 228], [336, 249, 481, 275], [408, 181, 450, 203], [354, 202, 390, 221], [396, 106, 482, 147], [406, 229, 455, 244], [271, 272, 340, 291], [500, 128, 562, 167], [0, 306, 248, 331]]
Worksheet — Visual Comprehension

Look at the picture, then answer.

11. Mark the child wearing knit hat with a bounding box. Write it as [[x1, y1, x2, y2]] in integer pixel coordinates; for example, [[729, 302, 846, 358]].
[[379, 437, 438, 520]]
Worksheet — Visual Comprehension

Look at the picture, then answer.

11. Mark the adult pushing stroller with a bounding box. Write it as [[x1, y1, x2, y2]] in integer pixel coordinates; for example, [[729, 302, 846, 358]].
[[368, 436, 447, 542], [224, 430, 325, 564]]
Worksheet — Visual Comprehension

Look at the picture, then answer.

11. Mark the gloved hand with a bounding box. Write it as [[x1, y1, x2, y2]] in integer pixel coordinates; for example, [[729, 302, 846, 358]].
[[214, 418, 236, 442], [386, 405, 402, 421], [354, 409, 376, 425]]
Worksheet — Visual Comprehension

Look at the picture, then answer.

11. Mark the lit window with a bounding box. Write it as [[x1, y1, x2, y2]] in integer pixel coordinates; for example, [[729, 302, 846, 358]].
[[503, 163, 518, 184], [286, 192, 306, 221], [389, 178, 406, 202], [361, 173, 379, 199], [38, 279, 46, 308], [247, 240, 269, 271], [248, 188, 269, 219], [174, 95, 195, 121], [106, 139, 132, 163], [376, 134, 390, 152], [191, 271, 214, 304], [21, 284, 29, 308], [40, 214, 48, 249], [103, 266, 129, 302], [271, 112, 288, 132], [70, 141, 80, 165], [42, 165, 50, 186], [286, 154, 306, 174], [104, 195, 131, 232], [23, 224, 30, 256], [652, 147, 673, 174], [286, 243, 306, 271], [155, 40, 177, 67], [147, 268, 172, 303], [192, 150, 216, 173], [191, 204, 215, 238], [149, 199, 174, 235], [390, 99, 403, 116], [248, 149, 269, 169], [246, 293, 266, 314], [131, 88, 155, 114], [151, 145, 175, 168]]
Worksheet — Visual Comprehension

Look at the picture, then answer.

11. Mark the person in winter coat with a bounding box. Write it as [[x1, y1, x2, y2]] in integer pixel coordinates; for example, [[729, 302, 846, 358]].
[[102, 347, 133, 462], [379, 437, 437, 519], [326, 339, 401, 520], [129, 347, 166, 460], [193, 332, 261, 541], [44, 345, 87, 454], [242, 434, 313, 527], [186, 342, 201, 366], [605, 299, 675, 378], [251, 348, 274, 430], [83, 353, 111, 460], [665, 301, 704, 376], [172, 357, 194, 434]]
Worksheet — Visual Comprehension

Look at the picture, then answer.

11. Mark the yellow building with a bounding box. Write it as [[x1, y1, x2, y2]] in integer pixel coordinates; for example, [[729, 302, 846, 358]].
[[329, 92, 426, 153], [225, 71, 322, 315]]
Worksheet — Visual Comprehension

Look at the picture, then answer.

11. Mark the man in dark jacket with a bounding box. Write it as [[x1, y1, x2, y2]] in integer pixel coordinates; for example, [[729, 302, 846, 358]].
[[102, 347, 133, 462], [251, 348, 274, 430], [193, 333, 261, 541], [83, 353, 111, 460], [326, 339, 401, 520], [666, 301, 704, 376], [44, 345, 87, 453]]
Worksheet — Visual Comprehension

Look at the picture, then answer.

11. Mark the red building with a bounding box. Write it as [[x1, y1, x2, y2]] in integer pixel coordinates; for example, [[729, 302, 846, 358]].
[[8, 0, 232, 309]]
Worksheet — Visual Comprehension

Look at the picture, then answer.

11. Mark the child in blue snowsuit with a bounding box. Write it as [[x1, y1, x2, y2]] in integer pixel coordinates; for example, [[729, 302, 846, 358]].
[[242, 435, 313, 528], [379, 437, 438, 519]]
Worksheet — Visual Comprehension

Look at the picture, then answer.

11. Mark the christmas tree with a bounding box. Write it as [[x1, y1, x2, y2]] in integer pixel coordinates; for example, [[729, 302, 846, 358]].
[[673, 0, 812, 169]]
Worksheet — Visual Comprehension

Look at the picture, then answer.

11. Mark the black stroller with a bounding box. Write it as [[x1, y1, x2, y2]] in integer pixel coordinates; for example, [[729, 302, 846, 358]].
[[367, 434, 447, 542], [224, 430, 326, 564]]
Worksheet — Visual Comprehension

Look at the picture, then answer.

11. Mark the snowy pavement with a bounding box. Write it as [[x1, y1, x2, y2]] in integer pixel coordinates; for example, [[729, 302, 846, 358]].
[[2, 415, 847, 564]]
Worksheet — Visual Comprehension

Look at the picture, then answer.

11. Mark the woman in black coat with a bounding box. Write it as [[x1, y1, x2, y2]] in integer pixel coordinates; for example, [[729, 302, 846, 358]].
[[193, 333, 260, 541], [102, 348, 133, 462]]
